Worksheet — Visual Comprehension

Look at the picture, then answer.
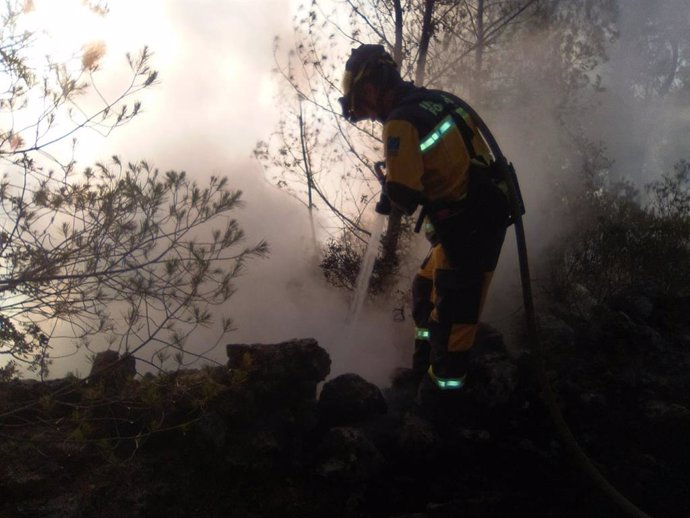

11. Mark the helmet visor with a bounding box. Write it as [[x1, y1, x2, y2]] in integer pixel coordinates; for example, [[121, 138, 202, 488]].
[[338, 94, 352, 120], [339, 70, 367, 122]]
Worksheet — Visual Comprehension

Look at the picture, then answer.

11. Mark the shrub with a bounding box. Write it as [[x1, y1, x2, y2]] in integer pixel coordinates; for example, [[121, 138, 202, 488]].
[[546, 158, 690, 303]]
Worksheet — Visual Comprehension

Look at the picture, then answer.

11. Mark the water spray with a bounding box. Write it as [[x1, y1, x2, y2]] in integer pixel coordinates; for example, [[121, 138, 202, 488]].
[[346, 162, 387, 324]]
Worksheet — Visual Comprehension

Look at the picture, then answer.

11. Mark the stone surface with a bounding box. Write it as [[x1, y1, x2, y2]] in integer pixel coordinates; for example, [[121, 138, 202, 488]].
[[318, 372, 387, 426], [226, 338, 330, 383], [87, 350, 136, 391], [315, 426, 385, 482], [397, 412, 441, 463]]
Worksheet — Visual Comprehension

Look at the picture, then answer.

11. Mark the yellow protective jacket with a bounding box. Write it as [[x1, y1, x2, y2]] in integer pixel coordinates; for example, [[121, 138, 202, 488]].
[[384, 83, 508, 357], [383, 82, 493, 216]]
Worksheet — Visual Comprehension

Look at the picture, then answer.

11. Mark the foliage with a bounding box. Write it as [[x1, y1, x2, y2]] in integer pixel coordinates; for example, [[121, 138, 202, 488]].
[[1, 157, 268, 376], [546, 156, 690, 303], [0, 1, 267, 378], [0, 314, 48, 378], [647, 158, 690, 220], [319, 235, 361, 291], [319, 211, 419, 296], [319, 232, 397, 296], [0, 363, 235, 462], [320, 235, 397, 295]]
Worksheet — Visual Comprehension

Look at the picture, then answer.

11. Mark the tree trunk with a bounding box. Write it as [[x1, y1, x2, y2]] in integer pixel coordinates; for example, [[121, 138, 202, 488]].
[[415, 0, 436, 85], [474, 0, 485, 98], [393, 0, 403, 66], [298, 100, 313, 210]]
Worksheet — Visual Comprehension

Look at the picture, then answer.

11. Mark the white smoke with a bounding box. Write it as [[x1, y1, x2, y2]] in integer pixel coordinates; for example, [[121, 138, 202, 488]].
[[35, 0, 690, 385]]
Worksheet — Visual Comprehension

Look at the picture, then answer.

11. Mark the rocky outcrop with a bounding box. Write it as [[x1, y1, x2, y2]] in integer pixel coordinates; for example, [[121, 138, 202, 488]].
[[0, 309, 688, 518], [87, 350, 136, 393]]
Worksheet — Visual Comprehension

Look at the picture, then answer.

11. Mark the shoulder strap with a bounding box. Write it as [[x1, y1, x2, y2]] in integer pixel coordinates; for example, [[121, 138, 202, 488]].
[[398, 89, 482, 162]]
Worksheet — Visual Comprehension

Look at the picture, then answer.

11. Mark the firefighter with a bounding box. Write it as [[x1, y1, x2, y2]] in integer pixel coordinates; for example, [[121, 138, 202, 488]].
[[339, 44, 510, 393]]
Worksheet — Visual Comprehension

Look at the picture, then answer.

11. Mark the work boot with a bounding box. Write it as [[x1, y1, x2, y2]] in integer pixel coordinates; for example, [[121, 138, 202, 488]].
[[416, 368, 468, 427]]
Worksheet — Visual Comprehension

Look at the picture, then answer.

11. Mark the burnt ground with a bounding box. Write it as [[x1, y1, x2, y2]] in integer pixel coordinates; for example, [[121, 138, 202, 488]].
[[0, 289, 689, 518]]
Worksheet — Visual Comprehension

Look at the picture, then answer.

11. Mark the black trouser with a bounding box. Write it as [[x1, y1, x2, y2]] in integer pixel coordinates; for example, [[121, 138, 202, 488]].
[[412, 167, 509, 384]]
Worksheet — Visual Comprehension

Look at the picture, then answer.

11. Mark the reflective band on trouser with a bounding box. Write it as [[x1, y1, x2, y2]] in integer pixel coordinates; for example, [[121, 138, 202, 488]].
[[428, 365, 465, 390], [415, 327, 430, 341]]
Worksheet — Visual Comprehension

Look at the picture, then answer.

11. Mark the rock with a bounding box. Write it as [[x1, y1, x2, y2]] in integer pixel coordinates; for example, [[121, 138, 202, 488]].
[[390, 367, 422, 391], [599, 311, 668, 354], [217, 341, 331, 468], [474, 323, 505, 353], [570, 283, 598, 318], [610, 289, 655, 323], [643, 400, 690, 422], [635, 325, 668, 353], [652, 294, 690, 336], [595, 309, 639, 353], [224, 429, 281, 469], [397, 412, 441, 463], [223, 340, 329, 432], [318, 373, 387, 426], [226, 338, 330, 385], [538, 314, 576, 352], [466, 352, 519, 409], [88, 350, 136, 391], [194, 411, 227, 453], [640, 400, 690, 460], [387, 368, 422, 415], [315, 426, 385, 482]]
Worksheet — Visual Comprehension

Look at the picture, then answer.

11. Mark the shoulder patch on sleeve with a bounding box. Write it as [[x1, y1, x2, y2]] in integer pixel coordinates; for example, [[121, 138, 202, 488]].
[[386, 136, 400, 156]]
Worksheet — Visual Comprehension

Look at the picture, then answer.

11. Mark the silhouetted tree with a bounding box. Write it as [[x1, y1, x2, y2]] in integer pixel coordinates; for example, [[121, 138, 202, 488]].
[[0, 1, 267, 379]]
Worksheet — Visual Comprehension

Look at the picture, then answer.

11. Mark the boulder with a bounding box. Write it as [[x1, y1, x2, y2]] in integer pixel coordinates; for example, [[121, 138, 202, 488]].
[[609, 289, 655, 323], [227, 338, 330, 386], [466, 352, 520, 410], [641, 399, 690, 458], [397, 412, 441, 464], [318, 373, 387, 426], [474, 323, 506, 353], [220, 340, 332, 466], [538, 314, 576, 352], [570, 283, 598, 318], [315, 426, 385, 482], [88, 350, 136, 391]]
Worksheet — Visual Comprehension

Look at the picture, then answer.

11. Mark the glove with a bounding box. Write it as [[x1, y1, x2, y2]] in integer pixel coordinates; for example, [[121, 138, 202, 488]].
[[375, 191, 391, 215]]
